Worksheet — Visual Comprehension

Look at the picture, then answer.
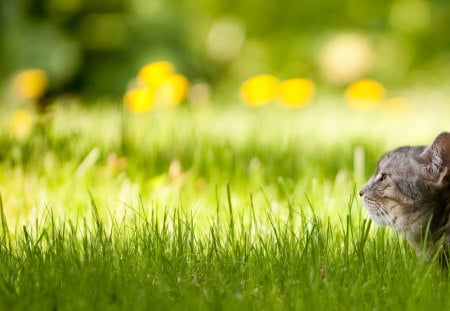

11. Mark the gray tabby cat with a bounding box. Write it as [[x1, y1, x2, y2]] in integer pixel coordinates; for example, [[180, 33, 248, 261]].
[[359, 132, 450, 264]]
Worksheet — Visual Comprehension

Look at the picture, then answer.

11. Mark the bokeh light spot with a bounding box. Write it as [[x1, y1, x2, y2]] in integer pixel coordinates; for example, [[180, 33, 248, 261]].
[[319, 33, 375, 84], [207, 17, 245, 63]]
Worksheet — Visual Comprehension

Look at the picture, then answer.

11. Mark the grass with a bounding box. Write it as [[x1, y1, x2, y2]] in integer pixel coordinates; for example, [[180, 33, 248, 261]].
[[1, 96, 450, 310]]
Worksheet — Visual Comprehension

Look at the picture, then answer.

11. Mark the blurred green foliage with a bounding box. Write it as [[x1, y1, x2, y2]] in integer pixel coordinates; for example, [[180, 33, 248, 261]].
[[1, 0, 450, 99]]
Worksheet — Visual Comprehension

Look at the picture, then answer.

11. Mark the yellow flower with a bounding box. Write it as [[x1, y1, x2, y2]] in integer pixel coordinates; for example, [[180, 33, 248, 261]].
[[277, 78, 315, 108], [12, 69, 48, 100], [138, 61, 174, 87], [123, 87, 156, 113], [10, 110, 33, 140], [126, 61, 190, 111], [157, 74, 189, 106], [345, 79, 385, 111], [240, 74, 278, 107]]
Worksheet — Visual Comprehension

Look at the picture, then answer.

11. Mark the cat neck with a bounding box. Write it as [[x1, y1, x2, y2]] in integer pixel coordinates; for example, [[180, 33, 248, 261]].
[[405, 191, 450, 252]]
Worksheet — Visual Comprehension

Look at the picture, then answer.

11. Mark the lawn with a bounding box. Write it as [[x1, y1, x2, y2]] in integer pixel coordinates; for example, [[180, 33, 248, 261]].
[[0, 95, 450, 310]]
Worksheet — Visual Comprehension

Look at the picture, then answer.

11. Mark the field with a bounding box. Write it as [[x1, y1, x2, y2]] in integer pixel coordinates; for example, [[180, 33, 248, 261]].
[[1, 94, 450, 310]]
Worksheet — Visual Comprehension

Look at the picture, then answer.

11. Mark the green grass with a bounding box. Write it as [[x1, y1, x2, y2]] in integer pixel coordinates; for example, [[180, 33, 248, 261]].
[[0, 98, 450, 310]]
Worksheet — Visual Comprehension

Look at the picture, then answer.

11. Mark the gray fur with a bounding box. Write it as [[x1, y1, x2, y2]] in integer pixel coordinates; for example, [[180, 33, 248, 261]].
[[359, 132, 450, 263]]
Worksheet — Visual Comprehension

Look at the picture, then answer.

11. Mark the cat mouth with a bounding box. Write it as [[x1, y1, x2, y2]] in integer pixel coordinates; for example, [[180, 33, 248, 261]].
[[361, 198, 393, 226]]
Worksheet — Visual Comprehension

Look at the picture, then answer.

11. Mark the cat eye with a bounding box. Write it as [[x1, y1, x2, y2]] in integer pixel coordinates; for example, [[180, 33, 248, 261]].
[[379, 173, 388, 181], [375, 173, 388, 182]]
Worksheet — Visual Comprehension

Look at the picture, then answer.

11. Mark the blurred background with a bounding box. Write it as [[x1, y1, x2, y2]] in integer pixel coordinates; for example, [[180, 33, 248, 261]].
[[1, 0, 450, 101]]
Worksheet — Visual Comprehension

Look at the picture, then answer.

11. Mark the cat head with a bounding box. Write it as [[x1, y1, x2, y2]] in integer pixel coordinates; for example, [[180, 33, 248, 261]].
[[359, 132, 450, 233]]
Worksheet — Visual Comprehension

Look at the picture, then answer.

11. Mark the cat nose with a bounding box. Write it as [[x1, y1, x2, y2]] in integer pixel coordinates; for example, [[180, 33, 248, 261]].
[[358, 187, 365, 197]]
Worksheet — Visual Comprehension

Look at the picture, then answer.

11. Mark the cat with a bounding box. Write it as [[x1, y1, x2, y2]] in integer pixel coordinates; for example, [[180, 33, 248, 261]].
[[359, 132, 450, 265]]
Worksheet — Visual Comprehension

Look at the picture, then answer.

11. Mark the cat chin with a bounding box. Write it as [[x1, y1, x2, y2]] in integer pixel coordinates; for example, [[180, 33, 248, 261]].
[[364, 204, 392, 226], [368, 216, 390, 227], [365, 209, 391, 226]]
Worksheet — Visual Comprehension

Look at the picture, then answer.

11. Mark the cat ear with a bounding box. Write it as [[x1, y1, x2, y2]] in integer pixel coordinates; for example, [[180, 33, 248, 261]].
[[419, 132, 450, 185]]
